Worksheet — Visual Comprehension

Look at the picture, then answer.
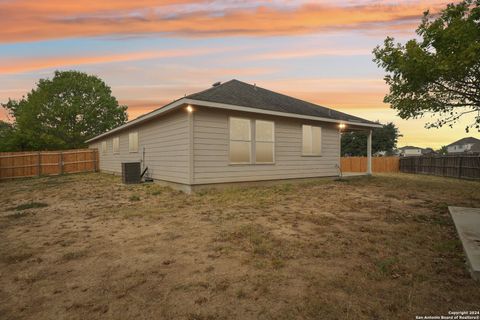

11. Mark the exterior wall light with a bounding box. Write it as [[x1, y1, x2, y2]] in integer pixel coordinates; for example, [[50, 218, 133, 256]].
[[186, 105, 193, 113]]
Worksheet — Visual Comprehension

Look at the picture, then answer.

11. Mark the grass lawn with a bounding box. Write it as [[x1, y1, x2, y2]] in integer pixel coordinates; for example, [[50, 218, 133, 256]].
[[0, 173, 479, 319]]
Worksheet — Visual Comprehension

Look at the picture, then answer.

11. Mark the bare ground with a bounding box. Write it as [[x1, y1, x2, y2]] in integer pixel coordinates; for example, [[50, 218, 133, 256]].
[[0, 173, 479, 319]]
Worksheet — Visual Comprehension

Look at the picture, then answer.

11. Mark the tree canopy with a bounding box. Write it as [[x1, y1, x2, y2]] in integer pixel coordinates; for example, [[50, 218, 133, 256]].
[[341, 122, 401, 156], [1, 71, 127, 151], [0, 120, 14, 151], [373, 0, 480, 132], [437, 145, 448, 155]]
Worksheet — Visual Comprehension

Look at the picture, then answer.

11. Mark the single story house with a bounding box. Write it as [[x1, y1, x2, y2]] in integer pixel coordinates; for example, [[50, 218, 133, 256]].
[[86, 80, 381, 192], [446, 137, 480, 154], [397, 146, 432, 157]]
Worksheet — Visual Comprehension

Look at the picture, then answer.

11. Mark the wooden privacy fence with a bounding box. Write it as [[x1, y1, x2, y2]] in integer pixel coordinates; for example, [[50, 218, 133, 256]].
[[400, 155, 480, 180], [341, 156, 400, 173], [0, 149, 98, 180]]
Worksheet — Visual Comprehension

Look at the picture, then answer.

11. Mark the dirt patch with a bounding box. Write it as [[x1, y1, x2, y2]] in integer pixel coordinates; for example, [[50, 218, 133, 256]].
[[0, 172, 479, 319]]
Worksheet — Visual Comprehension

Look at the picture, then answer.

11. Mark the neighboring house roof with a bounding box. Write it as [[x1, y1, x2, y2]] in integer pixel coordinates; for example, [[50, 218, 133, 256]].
[[398, 146, 436, 156], [86, 79, 381, 143], [398, 146, 423, 150], [446, 137, 480, 148], [469, 143, 480, 153]]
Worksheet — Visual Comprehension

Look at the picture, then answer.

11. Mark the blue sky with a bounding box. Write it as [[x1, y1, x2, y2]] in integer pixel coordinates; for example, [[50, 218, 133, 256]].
[[0, 0, 477, 148]]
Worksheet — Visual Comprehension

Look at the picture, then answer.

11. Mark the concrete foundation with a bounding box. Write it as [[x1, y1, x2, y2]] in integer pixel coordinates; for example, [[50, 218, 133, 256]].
[[98, 170, 368, 194], [448, 206, 480, 281]]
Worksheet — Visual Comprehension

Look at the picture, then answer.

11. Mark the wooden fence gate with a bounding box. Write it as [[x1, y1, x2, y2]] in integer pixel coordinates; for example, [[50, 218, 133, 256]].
[[399, 155, 480, 179], [0, 149, 98, 180], [340, 157, 400, 173]]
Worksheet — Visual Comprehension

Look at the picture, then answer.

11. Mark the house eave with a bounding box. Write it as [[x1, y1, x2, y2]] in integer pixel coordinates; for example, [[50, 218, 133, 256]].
[[183, 99, 383, 129], [86, 98, 381, 143]]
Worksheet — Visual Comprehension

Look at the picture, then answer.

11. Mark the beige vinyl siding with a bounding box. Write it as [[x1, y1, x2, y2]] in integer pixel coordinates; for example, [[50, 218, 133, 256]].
[[192, 107, 340, 184], [89, 109, 189, 184]]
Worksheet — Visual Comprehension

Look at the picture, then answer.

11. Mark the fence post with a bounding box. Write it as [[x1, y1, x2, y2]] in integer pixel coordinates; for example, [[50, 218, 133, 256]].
[[442, 157, 446, 177], [83, 150, 87, 173], [37, 151, 41, 177], [93, 149, 97, 172], [458, 156, 463, 178], [59, 151, 63, 175]]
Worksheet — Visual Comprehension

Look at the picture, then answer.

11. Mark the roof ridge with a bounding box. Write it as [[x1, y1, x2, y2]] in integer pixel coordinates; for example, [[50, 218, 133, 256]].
[[446, 136, 480, 147], [212, 79, 376, 124], [129, 80, 235, 123], [87, 79, 381, 143], [185, 79, 236, 99]]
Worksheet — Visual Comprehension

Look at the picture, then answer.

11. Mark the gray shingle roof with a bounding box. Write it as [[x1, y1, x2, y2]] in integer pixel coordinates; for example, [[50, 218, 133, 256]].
[[399, 146, 424, 150], [186, 79, 377, 125], [470, 143, 480, 153], [86, 79, 380, 143], [446, 137, 480, 147]]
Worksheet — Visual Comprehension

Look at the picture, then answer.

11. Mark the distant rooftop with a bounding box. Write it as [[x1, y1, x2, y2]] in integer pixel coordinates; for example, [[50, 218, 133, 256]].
[[447, 137, 480, 147], [399, 146, 424, 150]]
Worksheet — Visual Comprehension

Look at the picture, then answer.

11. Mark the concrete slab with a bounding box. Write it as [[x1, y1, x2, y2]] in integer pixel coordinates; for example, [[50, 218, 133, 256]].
[[342, 172, 369, 177], [448, 206, 480, 281]]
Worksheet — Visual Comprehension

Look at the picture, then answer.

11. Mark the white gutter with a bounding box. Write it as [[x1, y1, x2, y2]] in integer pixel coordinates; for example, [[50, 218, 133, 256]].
[[183, 99, 383, 129], [86, 98, 382, 143]]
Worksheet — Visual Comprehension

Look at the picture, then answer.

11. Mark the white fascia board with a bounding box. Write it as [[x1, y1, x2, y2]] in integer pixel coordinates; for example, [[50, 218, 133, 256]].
[[183, 99, 383, 129], [86, 97, 381, 143]]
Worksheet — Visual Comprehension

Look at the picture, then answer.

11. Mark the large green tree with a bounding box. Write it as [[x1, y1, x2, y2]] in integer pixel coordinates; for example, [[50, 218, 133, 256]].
[[373, 0, 480, 132], [2, 70, 127, 151], [0, 120, 15, 151], [341, 122, 401, 156]]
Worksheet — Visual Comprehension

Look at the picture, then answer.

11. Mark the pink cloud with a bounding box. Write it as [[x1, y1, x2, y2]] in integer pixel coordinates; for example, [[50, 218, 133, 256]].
[[0, 1, 449, 43], [0, 48, 221, 75]]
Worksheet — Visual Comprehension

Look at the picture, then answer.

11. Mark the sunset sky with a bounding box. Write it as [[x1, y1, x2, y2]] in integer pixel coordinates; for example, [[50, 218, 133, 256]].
[[0, 0, 478, 148]]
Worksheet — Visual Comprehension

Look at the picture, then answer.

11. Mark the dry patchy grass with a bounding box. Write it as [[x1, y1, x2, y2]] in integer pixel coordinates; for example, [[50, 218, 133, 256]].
[[0, 172, 479, 319]]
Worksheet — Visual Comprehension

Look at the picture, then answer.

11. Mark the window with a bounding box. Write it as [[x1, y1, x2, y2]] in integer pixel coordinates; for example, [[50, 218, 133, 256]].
[[302, 125, 322, 156], [112, 137, 119, 154], [101, 141, 107, 154], [229, 118, 275, 164], [229, 118, 251, 163], [129, 132, 138, 153], [255, 120, 274, 163]]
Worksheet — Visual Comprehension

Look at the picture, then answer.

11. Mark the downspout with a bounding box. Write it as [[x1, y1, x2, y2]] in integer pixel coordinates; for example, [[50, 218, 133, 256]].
[[367, 129, 373, 175], [188, 105, 194, 186]]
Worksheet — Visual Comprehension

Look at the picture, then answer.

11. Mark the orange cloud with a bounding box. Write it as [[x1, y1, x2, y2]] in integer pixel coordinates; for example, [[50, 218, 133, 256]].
[[249, 48, 373, 60], [260, 78, 387, 101], [118, 99, 168, 120], [0, 48, 220, 75], [0, 1, 449, 43], [292, 91, 386, 109]]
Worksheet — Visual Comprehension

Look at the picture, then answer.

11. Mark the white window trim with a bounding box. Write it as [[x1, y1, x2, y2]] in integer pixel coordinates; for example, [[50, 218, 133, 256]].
[[302, 124, 322, 157], [228, 117, 275, 165], [129, 132, 139, 153], [112, 137, 119, 154]]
